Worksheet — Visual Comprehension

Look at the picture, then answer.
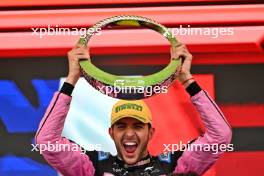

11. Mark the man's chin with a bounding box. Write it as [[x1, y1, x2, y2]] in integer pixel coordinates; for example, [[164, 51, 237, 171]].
[[123, 156, 139, 165], [121, 151, 139, 165]]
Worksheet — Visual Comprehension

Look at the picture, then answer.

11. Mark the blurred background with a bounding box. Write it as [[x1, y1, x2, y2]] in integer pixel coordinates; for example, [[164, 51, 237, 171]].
[[0, 0, 264, 175]]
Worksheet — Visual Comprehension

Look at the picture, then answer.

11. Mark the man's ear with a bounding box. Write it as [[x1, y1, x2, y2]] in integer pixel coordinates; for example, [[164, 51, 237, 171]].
[[109, 127, 114, 140], [149, 127, 155, 140]]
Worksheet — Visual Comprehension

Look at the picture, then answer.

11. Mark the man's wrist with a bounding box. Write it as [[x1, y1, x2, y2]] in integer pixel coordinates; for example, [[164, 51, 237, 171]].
[[179, 73, 202, 96], [179, 73, 194, 88], [60, 82, 74, 96], [186, 81, 202, 96], [182, 78, 195, 88], [65, 74, 79, 86]]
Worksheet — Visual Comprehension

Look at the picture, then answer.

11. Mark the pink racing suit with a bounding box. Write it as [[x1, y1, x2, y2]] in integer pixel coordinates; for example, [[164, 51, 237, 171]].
[[35, 82, 232, 176]]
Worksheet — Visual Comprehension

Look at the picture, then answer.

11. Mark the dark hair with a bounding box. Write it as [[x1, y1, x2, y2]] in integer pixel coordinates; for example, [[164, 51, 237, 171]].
[[148, 123, 152, 129]]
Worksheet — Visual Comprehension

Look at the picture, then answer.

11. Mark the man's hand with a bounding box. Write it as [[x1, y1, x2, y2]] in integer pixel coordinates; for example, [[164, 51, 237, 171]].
[[171, 43, 194, 88], [66, 44, 90, 86]]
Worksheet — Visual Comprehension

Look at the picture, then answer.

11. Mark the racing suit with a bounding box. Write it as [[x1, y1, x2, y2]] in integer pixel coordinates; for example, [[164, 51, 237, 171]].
[[35, 81, 232, 176]]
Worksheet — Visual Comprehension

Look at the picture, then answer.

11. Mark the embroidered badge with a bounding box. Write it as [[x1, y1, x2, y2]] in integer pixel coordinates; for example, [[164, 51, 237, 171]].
[[158, 152, 171, 164], [98, 151, 110, 161]]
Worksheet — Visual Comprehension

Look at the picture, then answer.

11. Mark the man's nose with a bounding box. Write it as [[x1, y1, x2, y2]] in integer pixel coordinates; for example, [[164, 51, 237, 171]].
[[124, 127, 136, 138]]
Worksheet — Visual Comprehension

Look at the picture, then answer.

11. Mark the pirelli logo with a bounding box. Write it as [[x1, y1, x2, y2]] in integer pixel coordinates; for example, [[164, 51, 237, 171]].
[[115, 103, 143, 113]]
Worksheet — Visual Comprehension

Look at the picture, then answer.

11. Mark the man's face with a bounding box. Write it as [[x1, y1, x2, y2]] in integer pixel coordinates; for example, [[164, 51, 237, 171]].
[[109, 117, 154, 165]]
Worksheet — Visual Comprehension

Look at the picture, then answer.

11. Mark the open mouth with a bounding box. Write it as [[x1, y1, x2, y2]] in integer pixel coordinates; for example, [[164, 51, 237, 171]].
[[123, 141, 138, 154]]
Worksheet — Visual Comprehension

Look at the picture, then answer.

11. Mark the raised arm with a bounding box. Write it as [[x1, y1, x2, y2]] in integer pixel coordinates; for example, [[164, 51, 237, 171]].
[[35, 45, 95, 176], [175, 82, 232, 175], [171, 43, 232, 175]]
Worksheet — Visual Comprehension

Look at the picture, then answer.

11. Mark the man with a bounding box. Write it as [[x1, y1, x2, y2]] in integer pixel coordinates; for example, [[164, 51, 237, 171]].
[[35, 43, 232, 176]]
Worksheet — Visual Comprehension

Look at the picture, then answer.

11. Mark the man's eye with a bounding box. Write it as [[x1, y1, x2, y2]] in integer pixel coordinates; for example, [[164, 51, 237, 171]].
[[135, 125, 143, 129], [117, 125, 125, 129]]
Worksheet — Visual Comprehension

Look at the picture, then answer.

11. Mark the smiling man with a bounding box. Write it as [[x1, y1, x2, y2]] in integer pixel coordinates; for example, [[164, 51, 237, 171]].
[[109, 100, 153, 166], [35, 43, 232, 176]]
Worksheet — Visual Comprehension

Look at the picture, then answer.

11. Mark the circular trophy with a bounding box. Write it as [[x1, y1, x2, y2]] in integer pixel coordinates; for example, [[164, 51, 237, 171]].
[[78, 15, 181, 100]]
